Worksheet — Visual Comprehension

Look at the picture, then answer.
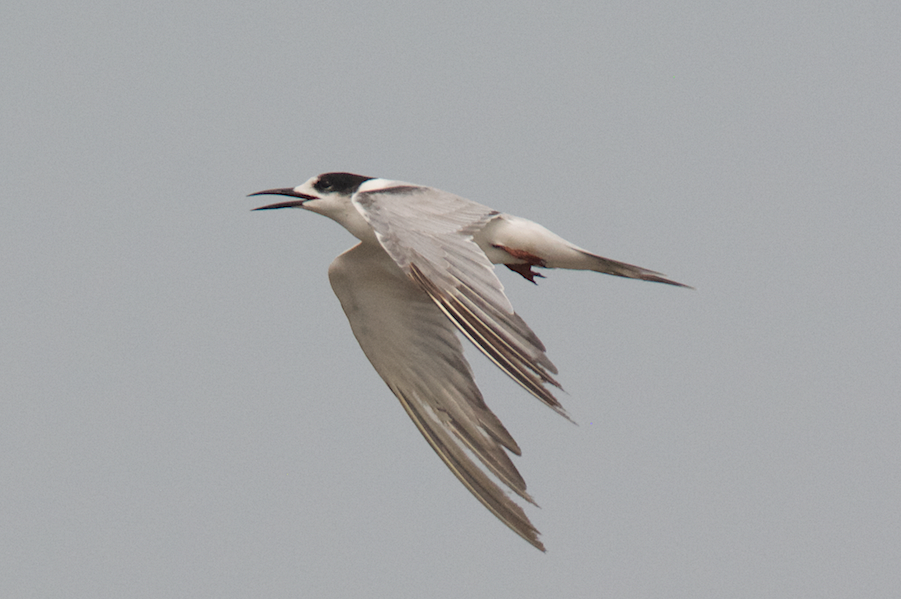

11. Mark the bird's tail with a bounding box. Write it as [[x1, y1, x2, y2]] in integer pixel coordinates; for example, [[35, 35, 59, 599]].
[[575, 249, 692, 288]]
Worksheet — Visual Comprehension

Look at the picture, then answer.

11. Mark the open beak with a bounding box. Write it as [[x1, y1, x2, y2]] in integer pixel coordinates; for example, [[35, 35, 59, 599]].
[[248, 188, 318, 210]]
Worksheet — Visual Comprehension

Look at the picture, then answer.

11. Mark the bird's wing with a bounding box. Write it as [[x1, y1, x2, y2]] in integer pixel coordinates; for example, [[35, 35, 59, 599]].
[[328, 243, 545, 550], [353, 185, 567, 418]]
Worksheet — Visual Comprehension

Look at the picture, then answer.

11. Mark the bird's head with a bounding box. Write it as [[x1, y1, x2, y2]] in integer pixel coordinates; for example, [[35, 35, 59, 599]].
[[249, 172, 374, 214]]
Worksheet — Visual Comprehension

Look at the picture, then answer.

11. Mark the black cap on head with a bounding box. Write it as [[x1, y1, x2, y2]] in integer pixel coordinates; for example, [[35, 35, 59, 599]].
[[313, 172, 374, 194]]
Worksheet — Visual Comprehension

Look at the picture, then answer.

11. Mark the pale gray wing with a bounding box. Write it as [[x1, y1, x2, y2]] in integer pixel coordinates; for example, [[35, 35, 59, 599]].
[[353, 185, 568, 419], [328, 242, 545, 551]]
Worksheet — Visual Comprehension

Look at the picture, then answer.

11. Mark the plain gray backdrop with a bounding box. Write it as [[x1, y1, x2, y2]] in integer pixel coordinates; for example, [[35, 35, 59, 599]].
[[3, 1, 899, 597]]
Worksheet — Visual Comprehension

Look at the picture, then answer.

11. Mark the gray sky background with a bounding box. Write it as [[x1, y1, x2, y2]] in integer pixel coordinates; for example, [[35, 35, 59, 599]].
[[3, 1, 899, 597]]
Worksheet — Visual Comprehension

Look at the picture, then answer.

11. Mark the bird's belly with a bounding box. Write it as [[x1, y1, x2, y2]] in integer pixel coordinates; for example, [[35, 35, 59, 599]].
[[475, 215, 527, 264], [479, 242, 522, 265], [475, 214, 582, 267]]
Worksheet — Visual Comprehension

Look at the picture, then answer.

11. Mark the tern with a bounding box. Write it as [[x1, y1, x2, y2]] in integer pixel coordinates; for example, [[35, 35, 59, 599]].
[[250, 172, 688, 551]]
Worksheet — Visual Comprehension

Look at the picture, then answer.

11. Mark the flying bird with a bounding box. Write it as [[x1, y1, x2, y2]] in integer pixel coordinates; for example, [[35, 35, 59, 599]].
[[250, 172, 688, 551]]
